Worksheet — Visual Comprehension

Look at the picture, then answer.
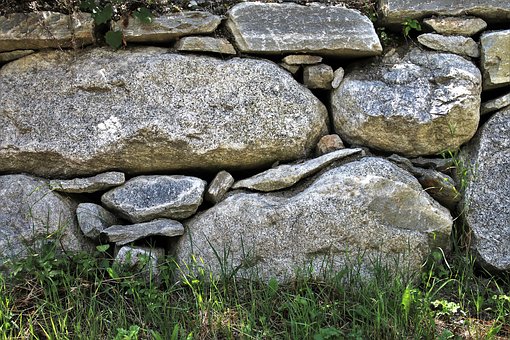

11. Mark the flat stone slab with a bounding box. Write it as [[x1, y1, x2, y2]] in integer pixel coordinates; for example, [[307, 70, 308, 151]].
[[418, 33, 479, 58], [112, 11, 221, 43], [226, 2, 382, 57], [50, 171, 125, 193], [101, 175, 206, 223], [175, 36, 236, 55], [0, 50, 34, 63], [76, 203, 120, 240], [480, 30, 510, 90], [481, 92, 510, 116], [232, 148, 362, 192], [423, 16, 487, 36], [282, 55, 323, 65], [0, 12, 93, 52], [103, 219, 184, 245]]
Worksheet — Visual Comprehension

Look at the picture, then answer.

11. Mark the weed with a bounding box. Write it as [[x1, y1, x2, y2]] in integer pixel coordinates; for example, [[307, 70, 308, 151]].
[[402, 18, 422, 38]]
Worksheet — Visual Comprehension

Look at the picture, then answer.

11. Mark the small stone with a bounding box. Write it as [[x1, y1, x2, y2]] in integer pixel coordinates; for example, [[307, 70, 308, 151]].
[[279, 62, 300, 74], [0, 50, 34, 63], [175, 36, 236, 55], [331, 67, 345, 89], [103, 219, 184, 245], [76, 203, 120, 240], [303, 64, 334, 89], [101, 175, 206, 223], [315, 134, 345, 156], [282, 55, 323, 65], [481, 92, 510, 116], [205, 171, 235, 204], [115, 246, 165, 282], [480, 29, 510, 90], [50, 172, 125, 193], [232, 148, 362, 192], [423, 17, 487, 36], [410, 157, 454, 173], [418, 33, 479, 58]]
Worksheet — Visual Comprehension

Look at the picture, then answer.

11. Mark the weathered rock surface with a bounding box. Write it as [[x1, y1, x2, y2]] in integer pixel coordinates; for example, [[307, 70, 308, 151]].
[[331, 48, 481, 156], [282, 55, 322, 65], [115, 245, 164, 281], [0, 48, 328, 177], [279, 62, 300, 74], [76, 203, 120, 240], [175, 36, 237, 55], [0, 12, 93, 52], [232, 148, 362, 192], [331, 67, 345, 89], [379, 0, 510, 25], [226, 2, 382, 57], [481, 92, 510, 116], [103, 219, 184, 245], [303, 64, 334, 89], [461, 106, 510, 271], [480, 30, 510, 90], [0, 50, 34, 63], [315, 134, 345, 156], [112, 11, 221, 43], [423, 16, 487, 36], [417, 33, 479, 58], [204, 171, 234, 204], [0, 175, 88, 260], [176, 157, 453, 281], [409, 157, 453, 173], [102, 175, 206, 223], [50, 172, 125, 193]]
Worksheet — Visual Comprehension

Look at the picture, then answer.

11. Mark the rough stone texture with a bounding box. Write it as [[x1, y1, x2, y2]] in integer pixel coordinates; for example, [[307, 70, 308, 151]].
[[0, 175, 88, 260], [423, 16, 487, 36], [0, 12, 93, 52], [112, 11, 221, 43], [0, 48, 328, 177], [175, 36, 237, 55], [279, 62, 300, 74], [331, 67, 345, 89], [50, 172, 125, 193], [102, 175, 206, 223], [204, 171, 235, 204], [226, 2, 382, 57], [410, 157, 453, 173], [0, 50, 34, 63], [76, 203, 120, 240], [379, 0, 510, 25], [232, 148, 362, 191], [303, 64, 334, 89], [115, 246, 165, 282], [331, 48, 481, 157], [176, 157, 452, 282], [282, 55, 322, 65], [315, 134, 345, 156], [460, 107, 510, 271], [417, 33, 479, 58], [481, 92, 510, 116], [480, 30, 510, 90], [103, 219, 184, 245]]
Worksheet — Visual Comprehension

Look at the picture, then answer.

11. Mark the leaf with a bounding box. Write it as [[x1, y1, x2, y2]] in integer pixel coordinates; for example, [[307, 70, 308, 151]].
[[133, 7, 153, 24], [96, 244, 110, 252], [92, 4, 113, 25], [105, 30, 123, 49], [401, 286, 412, 317]]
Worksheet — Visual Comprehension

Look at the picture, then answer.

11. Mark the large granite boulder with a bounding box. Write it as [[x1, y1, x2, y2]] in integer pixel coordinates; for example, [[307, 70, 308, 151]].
[[0, 48, 328, 177], [226, 2, 382, 57], [460, 107, 510, 272], [175, 157, 452, 282], [331, 48, 481, 157], [0, 175, 88, 261], [480, 30, 510, 90]]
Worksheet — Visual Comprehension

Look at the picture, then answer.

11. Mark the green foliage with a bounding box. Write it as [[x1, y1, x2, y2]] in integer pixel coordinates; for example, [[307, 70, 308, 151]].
[[402, 18, 422, 38]]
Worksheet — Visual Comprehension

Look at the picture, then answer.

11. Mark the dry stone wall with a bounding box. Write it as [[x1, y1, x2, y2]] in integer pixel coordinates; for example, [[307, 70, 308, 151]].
[[0, 0, 509, 280]]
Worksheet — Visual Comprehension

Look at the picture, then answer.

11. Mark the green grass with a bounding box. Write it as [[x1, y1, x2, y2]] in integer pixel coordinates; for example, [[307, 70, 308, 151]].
[[0, 242, 508, 339]]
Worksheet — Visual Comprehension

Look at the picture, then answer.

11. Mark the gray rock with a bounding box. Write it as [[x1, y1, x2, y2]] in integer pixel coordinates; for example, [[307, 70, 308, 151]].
[[226, 2, 382, 57], [0, 175, 89, 260], [303, 64, 334, 89], [232, 148, 363, 192], [409, 157, 453, 172], [115, 245, 165, 282], [279, 62, 300, 74], [460, 106, 510, 271], [423, 16, 487, 36], [331, 48, 481, 157], [417, 33, 479, 58], [0, 12, 93, 52], [282, 55, 323, 65], [331, 67, 345, 89], [50, 172, 125, 193], [205, 171, 235, 204], [101, 175, 206, 223], [315, 134, 345, 156], [175, 36, 236, 55], [480, 30, 510, 90], [103, 219, 184, 245], [0, 50, 34, 63], [0, 48, 328, 177], [175, 157, 452, 282], [112, 11, 221, 43], [379, 0, 510, 25], [76, 203, 120, 240], [481, 92, 510, 116]]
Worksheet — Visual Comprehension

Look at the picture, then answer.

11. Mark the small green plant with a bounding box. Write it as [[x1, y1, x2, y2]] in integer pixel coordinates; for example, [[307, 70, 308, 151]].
[[114, 325, 140, 340], [402, 18, 422, 38]]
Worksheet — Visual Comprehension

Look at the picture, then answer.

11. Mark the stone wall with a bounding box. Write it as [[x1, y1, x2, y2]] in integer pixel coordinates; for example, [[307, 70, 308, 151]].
[[0, 0, 509, 281]]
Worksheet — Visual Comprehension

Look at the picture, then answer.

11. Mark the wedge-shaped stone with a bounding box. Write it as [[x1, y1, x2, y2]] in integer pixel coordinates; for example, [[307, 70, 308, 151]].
[[102, 175, 206, 223], [0, 48, 328, 177], [103, 219, 184, 245], [76, 203, 120, 240], [226, 2, 382, 57], [480, 30, 510, 90], [176, 157, 452, 282], [112, 11, 221, 43], [331, 48, 481, 156], [418, 33, 479, 58], [481, 92, 510, 116], [50, 172, 125, 193], [175, 36, 236, 55], [232, 148, 362, 192], [0, 50, 34, 63], [423, 17, 487, 36], [0, 12, 93, 52], [205, 171, 235, 204]]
